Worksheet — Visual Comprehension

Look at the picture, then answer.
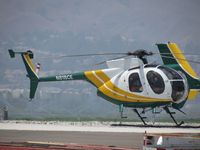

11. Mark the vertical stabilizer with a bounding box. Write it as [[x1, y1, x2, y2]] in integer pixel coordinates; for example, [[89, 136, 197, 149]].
[[156, 42, 200, 100], [9, 50, 39, 99]]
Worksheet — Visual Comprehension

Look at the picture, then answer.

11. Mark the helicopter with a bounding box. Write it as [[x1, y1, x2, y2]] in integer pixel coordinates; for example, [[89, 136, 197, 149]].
[[8, 42, 200, 126]]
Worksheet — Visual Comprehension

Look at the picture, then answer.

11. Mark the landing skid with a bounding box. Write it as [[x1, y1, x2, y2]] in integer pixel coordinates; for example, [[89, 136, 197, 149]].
[[118, 105, 184, 127], [111, 123, 200, 128], [132, 107, 184, 127]]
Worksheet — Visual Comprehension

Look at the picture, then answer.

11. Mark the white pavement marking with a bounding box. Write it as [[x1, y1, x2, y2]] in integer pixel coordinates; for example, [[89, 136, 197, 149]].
[[0, 121, 199, 133]]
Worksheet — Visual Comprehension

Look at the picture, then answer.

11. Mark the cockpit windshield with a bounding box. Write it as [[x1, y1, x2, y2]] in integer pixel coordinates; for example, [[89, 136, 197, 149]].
[[159, 66, 186, 102], [171, 81, 185, 101], [159, 66, 182, 80]]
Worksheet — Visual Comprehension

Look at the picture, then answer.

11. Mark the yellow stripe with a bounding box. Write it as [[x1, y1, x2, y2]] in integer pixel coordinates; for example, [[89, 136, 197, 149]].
[[99, 84, 170, 102], [188, 89, 199, 100], [105, 81, 152, 99], [24, 54, 36, 72], [97, 72, 170, 101], [101, 81, 170, 102], [95, 70, 110, 82], [168, 43, 198, 79], [84, 71, 102, 87], [95, 71, 149, 99], [85, 70, 171, 103]]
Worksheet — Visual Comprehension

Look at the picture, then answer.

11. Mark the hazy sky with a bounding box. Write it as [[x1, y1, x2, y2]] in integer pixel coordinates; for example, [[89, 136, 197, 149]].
[[0, 0, 200, 45]]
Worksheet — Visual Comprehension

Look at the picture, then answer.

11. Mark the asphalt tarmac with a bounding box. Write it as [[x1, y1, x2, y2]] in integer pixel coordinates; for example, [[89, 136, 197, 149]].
[[0, 130, 143, 149], [0, 121, 199, 149]]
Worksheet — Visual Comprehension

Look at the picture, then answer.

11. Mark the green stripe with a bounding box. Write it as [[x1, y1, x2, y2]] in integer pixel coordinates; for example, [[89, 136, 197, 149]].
[[39, 72, 86, 82], [172, 99, 187, 109], [97, 90, 170, 108], [156, 43, 178, 65]]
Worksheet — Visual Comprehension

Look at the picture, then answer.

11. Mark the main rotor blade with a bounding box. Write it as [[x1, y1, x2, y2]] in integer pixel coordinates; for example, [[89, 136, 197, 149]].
[[50, 49, 152, 59], [58, 52, 127, 58], [95, 55, 130, 66]]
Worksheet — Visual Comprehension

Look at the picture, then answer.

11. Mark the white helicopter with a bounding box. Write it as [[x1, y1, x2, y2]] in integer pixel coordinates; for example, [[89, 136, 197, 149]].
[[8, 42, 200, 126]]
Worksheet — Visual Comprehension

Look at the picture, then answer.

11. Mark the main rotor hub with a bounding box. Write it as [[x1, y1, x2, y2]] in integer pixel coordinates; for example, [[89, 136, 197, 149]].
[[128, 50, 153, 57], [127, 50, 153, 64]]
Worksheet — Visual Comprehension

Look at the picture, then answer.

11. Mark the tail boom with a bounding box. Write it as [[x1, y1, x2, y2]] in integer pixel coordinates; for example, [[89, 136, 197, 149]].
[[9, 49, 88, 99]]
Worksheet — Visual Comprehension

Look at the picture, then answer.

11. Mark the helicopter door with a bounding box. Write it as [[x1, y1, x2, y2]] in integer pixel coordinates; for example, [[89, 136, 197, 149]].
[[128, 72, 143, 93]]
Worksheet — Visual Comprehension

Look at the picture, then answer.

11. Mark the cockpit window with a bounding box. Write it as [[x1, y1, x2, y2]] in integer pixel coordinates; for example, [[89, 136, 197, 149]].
[[171, 81, 185, 101], [159, 66, 182, 80], [147, 71, 165, 94], [129, 73, 143, 93]]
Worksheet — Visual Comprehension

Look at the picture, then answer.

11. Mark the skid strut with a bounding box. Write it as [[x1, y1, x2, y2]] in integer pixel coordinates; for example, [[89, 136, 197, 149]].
[[133, 109, 147, 125], [119, 104, 127, 125], [164, 106, 184, 126]]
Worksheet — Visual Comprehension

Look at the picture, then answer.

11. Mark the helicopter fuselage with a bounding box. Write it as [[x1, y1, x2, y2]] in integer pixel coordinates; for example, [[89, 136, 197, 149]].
[[84, 59, 188, 109], [40, 57, 189, 109]]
